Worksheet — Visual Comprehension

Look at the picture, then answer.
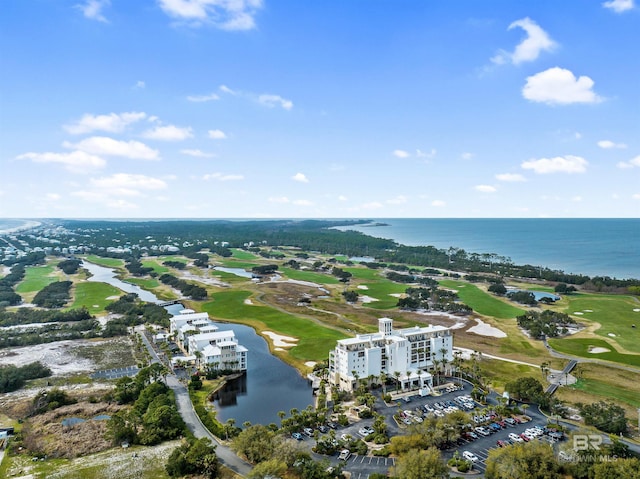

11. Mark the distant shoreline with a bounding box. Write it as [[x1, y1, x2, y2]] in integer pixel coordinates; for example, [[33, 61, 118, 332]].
[[0, 220, 42, 236]]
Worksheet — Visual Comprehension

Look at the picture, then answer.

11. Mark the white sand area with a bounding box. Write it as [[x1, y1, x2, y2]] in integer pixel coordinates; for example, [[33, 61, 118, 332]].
[[360, 295, 379, 303], [388, 293, 404, 298], [588, 347, 610, 354], [634, 308, 640, 312], [106, 295, 120, 300], [468, 318, 507, 338], [357, 285, 369, 290], [263, 331, 299, 348], [0, 340, 98, 375], [573, 312, 584, 315], [583, 309, 593, 312], [305, 361, 317, 368], [244, 298, 254, 305], [608, 333, 616, 337]]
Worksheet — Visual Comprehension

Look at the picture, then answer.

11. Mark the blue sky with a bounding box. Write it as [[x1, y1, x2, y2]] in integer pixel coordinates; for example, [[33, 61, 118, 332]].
[[1, 0, 638, 218]]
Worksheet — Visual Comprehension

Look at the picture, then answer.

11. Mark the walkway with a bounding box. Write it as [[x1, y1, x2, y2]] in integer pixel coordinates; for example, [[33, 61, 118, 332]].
[[136, 328, 252, 477]]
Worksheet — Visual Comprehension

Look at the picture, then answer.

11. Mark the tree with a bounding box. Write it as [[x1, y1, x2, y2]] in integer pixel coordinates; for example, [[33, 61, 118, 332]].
[[505, 377, 544, 402], [579, 401, 627, 434], [166, 437, 219, 478], [484, 441, 561, 479], [248, 458, 288, 478], [392, 447, 449, 479], [592, 458, 640, 479], [231, 424, 277, 463], [488, 283, 507, 295]]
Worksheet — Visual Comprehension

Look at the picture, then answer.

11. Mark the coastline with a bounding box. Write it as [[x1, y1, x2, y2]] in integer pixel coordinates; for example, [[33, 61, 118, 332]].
[[0, 219, 42, 236]]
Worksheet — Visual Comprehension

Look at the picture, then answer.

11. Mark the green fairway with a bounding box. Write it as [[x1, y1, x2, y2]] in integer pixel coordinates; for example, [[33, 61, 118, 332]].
[[15, 264, 58, 293], [480, 359, 542, 392], [141, 259, 169, 274], [439, 280, 525, 319], [85, 255, 125, 268], [357, 280, 407, 310], [570, 378, 640, 408], [230, 248, 258, 260], [344, 267, 383, 281], [127, 277, 160, 289], [280, 267, 340, 284], [560, 293, 640, 353], [217, 259, 260, 269], [69, 282, 122, 313], [202, 290, 347, 361], [548, 337, 640, 368]]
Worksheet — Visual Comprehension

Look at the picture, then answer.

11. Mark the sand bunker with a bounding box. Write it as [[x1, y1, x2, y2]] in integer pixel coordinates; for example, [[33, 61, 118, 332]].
[[388, 293, 404, 298], [608, 333, 616, 337], [360, 295, 379, 303], [588, 346, 610, 354], [468, 318, 507, 338], [583, 309, 593, 313], [263, 331, 299, 348], [106, 295, 120, 300], [357, 285, 369, 290], [244, 299, 254, 305], [633, 308, 640, 312], [573, 312, 584, 315], [305, 361, 317, 368]]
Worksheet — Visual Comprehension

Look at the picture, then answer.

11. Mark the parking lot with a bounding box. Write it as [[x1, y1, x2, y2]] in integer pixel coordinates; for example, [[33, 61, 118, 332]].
[[91, 365, 139, 380]]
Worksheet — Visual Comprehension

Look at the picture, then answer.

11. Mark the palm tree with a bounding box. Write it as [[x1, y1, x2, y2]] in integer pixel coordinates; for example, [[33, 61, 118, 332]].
[[380, 372, 388, 395], [540, 361, 550, 382], [277, 410, 286, 426], [394, 370, 401, 391], [439, 347, 449, 377]]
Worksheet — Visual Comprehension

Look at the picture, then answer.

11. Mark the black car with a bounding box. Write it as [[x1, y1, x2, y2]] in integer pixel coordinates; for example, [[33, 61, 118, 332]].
[[327, 421, 339, 429], [318, 425, 329, 433]]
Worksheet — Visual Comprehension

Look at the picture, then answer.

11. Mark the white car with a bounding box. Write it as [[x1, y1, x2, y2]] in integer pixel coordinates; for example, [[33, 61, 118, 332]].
[[462, 451, 478, 462], [509, 432, 524, 442], [338, 449, 351, 461]]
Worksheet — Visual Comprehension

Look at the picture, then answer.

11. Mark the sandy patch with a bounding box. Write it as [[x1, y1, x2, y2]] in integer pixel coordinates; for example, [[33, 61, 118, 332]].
[[583, 309, 593, 313], [573, 312, 584, 315], [244, 298, 254, 305], [305, 361, 317, 368], [588, 346, 610, 354], [357, 285, 369, 290], [634, 308, 640, 312], [360, 295, 379, 303], [106, 295, 120, 300], [388, 293, 404, 298], [608, 333, 616, 337], [274, 347, 285, 352], [468, 318, 507, 338], [0, 340, 98, 375], [263, 331, 299, 348], [179, 271, 229, 287]]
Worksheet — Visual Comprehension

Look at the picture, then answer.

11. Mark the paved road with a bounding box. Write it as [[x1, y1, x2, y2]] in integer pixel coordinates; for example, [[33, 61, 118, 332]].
[[136, 329, 252, 477]]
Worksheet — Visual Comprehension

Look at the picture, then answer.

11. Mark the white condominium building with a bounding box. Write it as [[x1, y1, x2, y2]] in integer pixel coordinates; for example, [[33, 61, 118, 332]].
[[169, 309, 247, 372], [329, 318, 453, 392]]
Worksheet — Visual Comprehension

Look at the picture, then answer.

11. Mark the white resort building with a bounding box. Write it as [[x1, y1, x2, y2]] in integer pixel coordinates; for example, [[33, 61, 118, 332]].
[[169, 309, 247, 371], [328, 318, 453, 393]]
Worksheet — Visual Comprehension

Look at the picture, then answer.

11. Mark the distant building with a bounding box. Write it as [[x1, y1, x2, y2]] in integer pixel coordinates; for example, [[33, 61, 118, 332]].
[[328, 318, 453, 392], [169, 310, 247, 372]]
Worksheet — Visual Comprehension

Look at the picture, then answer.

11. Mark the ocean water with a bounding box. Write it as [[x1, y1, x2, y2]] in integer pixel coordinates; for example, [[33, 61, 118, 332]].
[[0, 219, 32, 234], [337, 219, 640, 280]]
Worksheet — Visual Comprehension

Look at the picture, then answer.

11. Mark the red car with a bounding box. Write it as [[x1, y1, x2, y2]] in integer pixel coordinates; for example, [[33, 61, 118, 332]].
[[496, 440, 508, 447], [519, 433, 530, 442]]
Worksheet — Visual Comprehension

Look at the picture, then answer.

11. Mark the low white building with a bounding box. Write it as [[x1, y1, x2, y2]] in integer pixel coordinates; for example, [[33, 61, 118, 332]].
[[329, 318, 453, 392], [169, 309, 247, 372]]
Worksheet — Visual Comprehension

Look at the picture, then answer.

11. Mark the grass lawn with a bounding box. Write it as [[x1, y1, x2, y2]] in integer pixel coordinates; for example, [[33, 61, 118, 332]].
[[280, 267, 340, 285], [556, 293, 640, 353], [127, 277, 161, 289], [439, 280, 525, 319], [15, 264, 59, 293], [344, 267, 383, 281], [141, 259, 169, 275], [479, 359, 542, 392], [84, 255, 124, 268], [548, 337, 640, 368], [230, 248, 258, 260], [570, 378, 640, 408], [357, 280, 407, 310], [69, 282, 122, 313], [217, 259, 260, 269], [201, 290, 347, 362]]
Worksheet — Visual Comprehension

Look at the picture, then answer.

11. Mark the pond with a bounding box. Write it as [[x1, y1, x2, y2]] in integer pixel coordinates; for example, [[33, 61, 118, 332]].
[[61, 414, 110, 427], [83, 260, 159, 303], [508, 288, 560, 302], [85, 265, 314, 427], [213, 266, 254, 278], [165, 304, 314, 426]]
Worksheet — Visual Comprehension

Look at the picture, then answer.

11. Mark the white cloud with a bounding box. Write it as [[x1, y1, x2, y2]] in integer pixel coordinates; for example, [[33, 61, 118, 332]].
[[461, 152, 474, 160], [207, 129, 227, 139], [75, 0, 110, 23], [181, 149, 215, 158], [91, 173, 168, 191], [571, 196, 583, 202], [416, 148, 437, 159], [64, 112, 146, 134], [338, 195, 348, 201], [387, 195, 408, 205], [603, 0, 635, 13], [521, 155, 588, 174], [292, 173, 309, 183], [17, 151, 106, 173], [202, 173, 244, 181], [64, 136, 159, 160], [143, 125, 193, 141], [492, 17, 556, 65], [293, 199, 313, 206], [46, 193, 61, 201], [361, 202, 383, 210], [258, 94, 293, 110], [496, 173, 526, 182], [393, 149, 410, 158], [633, 193, 640, 200], [431, 200, 446, 207], [268, 196, 290, 203], [135, 80, 146, 89], [157, 0, 263, 30], [187, 92, 220, 102], [617, 156, 640, 169], [522, 67, 602, 105], [597, 140, 627, 149], [220, 85, 292, 110], [475, 185, 497, 193]]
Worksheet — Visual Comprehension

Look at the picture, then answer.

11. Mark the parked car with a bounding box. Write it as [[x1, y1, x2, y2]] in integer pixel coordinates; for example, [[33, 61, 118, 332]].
[[292, 432, 303, 440], [496, 440, 508, 447], [318, 425, 329, 433], [327, 421, 339, 429], [462, 451, 479, 462], [338, 449, 351, 461], [303, 427, 314, 437], [509, 433, 524, 442], [520, 433, 530, 442], [358, 426, 374, 437]]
